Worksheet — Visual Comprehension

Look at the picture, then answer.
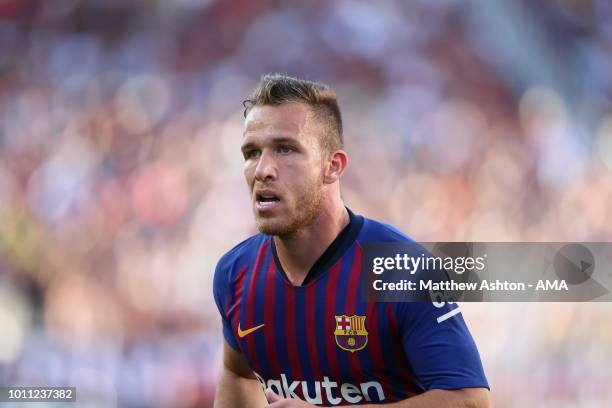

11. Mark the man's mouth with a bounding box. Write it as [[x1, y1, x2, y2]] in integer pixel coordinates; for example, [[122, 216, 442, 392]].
[[256, 193, 280, 203], [255, 192, 281, 212]]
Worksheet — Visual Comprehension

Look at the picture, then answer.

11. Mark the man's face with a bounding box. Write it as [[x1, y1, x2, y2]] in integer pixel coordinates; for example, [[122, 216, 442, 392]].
[[242, 103, 327, 236]]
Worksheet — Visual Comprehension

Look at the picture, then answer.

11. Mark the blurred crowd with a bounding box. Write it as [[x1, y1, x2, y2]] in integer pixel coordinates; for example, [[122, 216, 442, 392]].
[[0, 0, 611, 407]]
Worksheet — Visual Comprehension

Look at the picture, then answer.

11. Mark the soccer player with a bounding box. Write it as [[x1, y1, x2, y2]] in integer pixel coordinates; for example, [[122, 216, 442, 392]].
[[213, 74, 490, 407]]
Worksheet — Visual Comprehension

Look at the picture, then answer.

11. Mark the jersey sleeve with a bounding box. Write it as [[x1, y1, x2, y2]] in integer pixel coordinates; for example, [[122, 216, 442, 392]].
[[212, 260, 240, 351], [396, 301, 489, 391]]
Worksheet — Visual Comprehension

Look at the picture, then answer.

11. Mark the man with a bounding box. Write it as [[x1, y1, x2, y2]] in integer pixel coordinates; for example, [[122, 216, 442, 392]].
[[213, 74, 490, 407]]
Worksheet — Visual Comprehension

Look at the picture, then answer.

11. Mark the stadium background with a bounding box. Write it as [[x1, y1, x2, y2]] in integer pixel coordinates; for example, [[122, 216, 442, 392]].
[[1, 0, 611, 406]]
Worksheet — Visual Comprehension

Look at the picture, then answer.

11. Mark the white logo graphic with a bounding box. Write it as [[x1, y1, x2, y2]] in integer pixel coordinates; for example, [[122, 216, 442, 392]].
[[254, 372, 385, 405]]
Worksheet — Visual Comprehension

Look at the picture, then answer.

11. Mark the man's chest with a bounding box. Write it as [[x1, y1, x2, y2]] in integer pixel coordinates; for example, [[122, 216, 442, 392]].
[[227, 276, 417, 403]]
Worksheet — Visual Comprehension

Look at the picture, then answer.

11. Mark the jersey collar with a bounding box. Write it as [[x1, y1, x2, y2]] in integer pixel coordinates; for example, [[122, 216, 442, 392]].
[[271, 207, 364, 286]]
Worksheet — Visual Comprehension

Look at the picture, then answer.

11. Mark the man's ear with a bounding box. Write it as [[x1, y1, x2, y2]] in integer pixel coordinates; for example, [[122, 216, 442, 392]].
[[323, 150, 348, 184]]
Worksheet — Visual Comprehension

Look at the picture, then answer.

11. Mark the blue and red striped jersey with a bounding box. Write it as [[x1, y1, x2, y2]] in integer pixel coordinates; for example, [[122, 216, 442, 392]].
[[213, 210, 488, 405]]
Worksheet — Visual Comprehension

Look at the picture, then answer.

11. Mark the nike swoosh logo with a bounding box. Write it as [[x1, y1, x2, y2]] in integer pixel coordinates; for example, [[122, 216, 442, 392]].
[[238, 322, 265, 338]]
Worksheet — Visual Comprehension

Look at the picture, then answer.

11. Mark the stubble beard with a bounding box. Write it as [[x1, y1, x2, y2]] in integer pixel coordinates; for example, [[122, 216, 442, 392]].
[[255, 180, 324, 238]]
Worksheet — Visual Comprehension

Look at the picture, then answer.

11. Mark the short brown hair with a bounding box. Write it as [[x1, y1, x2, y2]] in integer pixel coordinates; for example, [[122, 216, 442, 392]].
[[243, 73, 343, 152]]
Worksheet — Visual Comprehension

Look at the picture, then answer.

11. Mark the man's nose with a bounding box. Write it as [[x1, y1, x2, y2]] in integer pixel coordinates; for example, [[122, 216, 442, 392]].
[[253, 150, 277, 182]]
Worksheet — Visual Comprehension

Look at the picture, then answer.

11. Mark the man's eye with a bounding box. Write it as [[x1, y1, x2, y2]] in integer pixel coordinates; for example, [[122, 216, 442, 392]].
[[244, 150, 260, 159], [278, 146, 293, 154]]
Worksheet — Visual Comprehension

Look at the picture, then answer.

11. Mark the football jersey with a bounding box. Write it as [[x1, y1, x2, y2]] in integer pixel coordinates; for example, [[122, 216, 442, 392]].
[[213, 209, 488, 406]]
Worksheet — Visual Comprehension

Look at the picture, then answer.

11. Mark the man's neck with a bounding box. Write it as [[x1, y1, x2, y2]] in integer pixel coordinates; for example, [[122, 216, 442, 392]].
[[274, 204, 350, 286]]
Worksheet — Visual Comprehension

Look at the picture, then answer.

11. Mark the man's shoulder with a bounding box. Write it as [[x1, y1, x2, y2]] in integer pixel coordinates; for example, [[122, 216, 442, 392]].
[[213, 234, 268, 312], [358, 215, 417, 244], [215, 233, 268, 273]]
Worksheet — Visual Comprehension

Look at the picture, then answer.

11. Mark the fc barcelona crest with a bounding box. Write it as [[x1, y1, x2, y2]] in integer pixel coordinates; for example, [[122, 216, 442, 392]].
[[334, 315, 368, 352]]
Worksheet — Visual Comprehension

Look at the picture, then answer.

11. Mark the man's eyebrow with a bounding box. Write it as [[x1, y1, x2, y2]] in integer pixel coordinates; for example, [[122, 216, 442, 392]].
[[270, 137, 299, 145], [240, 141, 256, 152], [241, 136, 300, 149]]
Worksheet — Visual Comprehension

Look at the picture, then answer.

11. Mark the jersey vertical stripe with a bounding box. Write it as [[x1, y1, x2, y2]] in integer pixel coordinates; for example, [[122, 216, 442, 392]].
[[228, 266, 247, 322], [229, 266, 248, 352], [344, 245, 363, 382], [323, 260, 343, 381], [365, 302, 397, 399], [241, 239, 268, 373], [313, 262, 336, 382], [263, 258, 281, 378], [387, 304, 419, 398], [335, 246, 356, 384], [304, 284, 323, 381], [294, 287, 314, 399], [273, 259, 292, 381], [284, 280, 303, 387], [252, 249, 273, 379]]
